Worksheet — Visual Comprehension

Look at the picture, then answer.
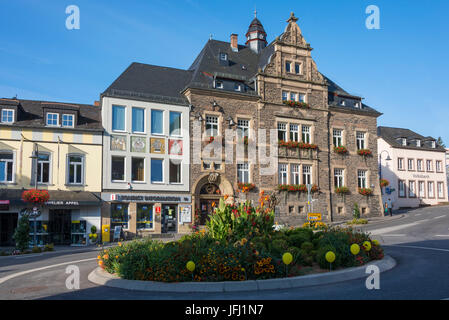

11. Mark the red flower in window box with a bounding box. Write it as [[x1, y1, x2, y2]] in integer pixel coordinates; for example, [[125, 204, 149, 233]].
[[282, 100, 310, 109], [277, 184, 319, 193], [237, 182, 256, 193], [357, 149, 372, 157], [278, 140, 318, 150], [22, 189, 50, 204], [334, 146, 348, 154], [358, 188, 373, 196], [335, 186, 350, 194]]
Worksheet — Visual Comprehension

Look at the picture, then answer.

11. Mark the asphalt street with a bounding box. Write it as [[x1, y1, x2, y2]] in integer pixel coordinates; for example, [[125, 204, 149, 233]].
[[0, 205, 448, 300]]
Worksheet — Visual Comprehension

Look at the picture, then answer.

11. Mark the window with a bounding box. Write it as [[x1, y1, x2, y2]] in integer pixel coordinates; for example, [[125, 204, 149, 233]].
[[203, 162, 211, 170], [428, 181, 435, 198], [356, 132, 366, 150], [295, 63, 301, 74], [151, 110, 164, 135], [68, 155, 83, 184], [151, 159, 163, 183], [291, 164, 300, 185], [357, 170, 367, 189], [132, 107, 145, 133], [298, 94, 305, 103], [408, 159, 414, 171], [401, 138, 407, 146], [0, 153, 13, 182], [282, 91, 288, 101], [278, 123, 287, 141], [62, 114, 74, 127], [237, 163, 249, 183], [220, 53, 227, 61], [169, 111, 182, 136], [205, 116, 219, 137], [409, 181, 416, 198], [303, 165, 312, 185], [290, 92, 296, 101], [1, 109, 14, 123], [111, 204, 128, 230], [302, 125, 311, 143], [418, 181, 425, 198], [437, 182, 444, 198], [137, 204, 153, 230], [36, 153, 50, 184], [285, 61, 291, 73], [289, 124, 299, 142], [131, 158, 145, 182], [234, 83, 242, 92], [111, 156, 125, 181], [333, 129, 343, 147], [416, 140, 421, 147], [431, 141, 436, 148], [112, 106, 125, 131], [417, 159, 423, 172], [426, 160, 433, 172], [237, 119, 249, 138], [169, 160, 181, 184], [334, 168, 344, 188], [215, 81, 223, 89], [214, 163, 221, 170], [340, 100, 346, 106], [46, 113, 59, 126], [279, 164, 288, 185], [399, 180, 406, 197], [436, 161, 443, 172], [398, 158, 404, 170]]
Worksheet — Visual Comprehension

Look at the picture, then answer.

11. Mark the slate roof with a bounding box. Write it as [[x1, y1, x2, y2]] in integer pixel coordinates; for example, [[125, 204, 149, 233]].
[[378, 126, 445, 152], [246, 17, 267, 35], [0, 98, 102, 132], [102, 63, 193, 106]]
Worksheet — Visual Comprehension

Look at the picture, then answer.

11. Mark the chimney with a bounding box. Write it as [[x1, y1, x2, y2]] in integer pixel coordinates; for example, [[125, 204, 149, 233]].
[[231, 34, 238, 52], [94, 101, 100, 106]]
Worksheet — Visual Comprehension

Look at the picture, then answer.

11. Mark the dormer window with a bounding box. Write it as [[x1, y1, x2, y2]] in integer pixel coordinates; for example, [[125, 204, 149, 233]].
[[219, 53, 228, 61], [1, 109, 14, 124], [340, 100, 346, 106], [431, 141, 436, 148], [46, 113, 59, 126], [234, 83, 242, 92], [215, 81, 224, 89], [416, 140, 421, 147], [355, 102, 361, 108], [401, 138, 407, 146], [62, 114, 74, 127]]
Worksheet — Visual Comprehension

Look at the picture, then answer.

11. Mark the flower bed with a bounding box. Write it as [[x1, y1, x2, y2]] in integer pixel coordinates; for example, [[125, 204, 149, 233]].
[[98, 194, 384, 282], [282, 100, 310, 109], [334, 146, 348, 155], [278, 140, 318, 150], [277, 184, 319, 193]]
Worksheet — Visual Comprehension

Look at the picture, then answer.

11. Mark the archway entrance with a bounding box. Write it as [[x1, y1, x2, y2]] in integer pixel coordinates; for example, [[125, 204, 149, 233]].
[[198, 183, 220, 225]]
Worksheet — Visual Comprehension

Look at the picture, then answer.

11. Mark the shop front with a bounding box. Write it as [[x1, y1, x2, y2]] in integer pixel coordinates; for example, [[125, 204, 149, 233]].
[[0, 189, 102, 247], [101, 193, 192, 240]]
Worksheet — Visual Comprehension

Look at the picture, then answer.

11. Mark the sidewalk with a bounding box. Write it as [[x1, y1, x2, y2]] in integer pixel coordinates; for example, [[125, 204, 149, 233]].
[[329, 212, 405, 227]]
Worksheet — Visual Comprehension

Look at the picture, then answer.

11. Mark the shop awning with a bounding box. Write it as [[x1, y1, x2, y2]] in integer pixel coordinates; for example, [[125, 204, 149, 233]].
[[0, 189, 102, 207]]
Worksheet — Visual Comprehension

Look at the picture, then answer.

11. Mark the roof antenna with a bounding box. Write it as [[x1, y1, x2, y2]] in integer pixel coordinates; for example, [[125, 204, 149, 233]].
[[254, 5, 257, 18]]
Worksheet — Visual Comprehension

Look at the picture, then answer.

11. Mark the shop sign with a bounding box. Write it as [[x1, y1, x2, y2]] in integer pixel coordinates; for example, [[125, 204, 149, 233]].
[[110, 194, 191, 203], [46, 201, 80, 206], [179, 205, 192, 224], [0, 200, 10, 211], [155, 206, 161, 214]]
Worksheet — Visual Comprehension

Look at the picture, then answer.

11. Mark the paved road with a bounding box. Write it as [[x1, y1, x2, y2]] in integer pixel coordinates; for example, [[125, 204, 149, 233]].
[[0, 205, 448, 300]]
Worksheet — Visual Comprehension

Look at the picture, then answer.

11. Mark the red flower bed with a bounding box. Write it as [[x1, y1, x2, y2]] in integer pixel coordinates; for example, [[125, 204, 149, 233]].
[[22, 189, 50, 204], [278, 184, 319, 193], [278, 140, 318, 150], [358, 188, 373, 196], [357, 149, 372, 157], [282, 100, 310, 108], [334, 146, 348, 154]]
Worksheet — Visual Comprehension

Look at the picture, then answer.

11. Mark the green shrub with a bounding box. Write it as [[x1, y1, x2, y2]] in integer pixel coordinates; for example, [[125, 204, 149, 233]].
[[31, 246, 42, 254], [300, 241, 314, 253], [287, 230, 311, 248], [287, 246, 301, 264], [13, 215, 31, 252], [299, 249, 313, 266], [43, 243, 54, 252], [270, 239, 289, 257]]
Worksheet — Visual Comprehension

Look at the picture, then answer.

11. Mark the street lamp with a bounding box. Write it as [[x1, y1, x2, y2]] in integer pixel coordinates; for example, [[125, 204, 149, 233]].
[[379, 150, 392, 180], [29, 143, 39, 247]]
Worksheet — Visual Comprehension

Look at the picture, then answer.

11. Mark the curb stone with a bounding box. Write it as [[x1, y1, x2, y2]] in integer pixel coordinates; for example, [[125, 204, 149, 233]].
[[88, 255, 396, 293]]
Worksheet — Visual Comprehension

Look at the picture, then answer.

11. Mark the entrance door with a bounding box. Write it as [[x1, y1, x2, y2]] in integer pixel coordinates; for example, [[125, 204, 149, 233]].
[[49, 210, 72, 245], [199, 199, 219, 226], [161, 205, 177, 234], [0, 213, 18, 246]]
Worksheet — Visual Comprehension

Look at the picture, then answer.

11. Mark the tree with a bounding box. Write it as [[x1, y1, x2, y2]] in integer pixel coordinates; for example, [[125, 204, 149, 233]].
[[13, 214, 31, 252], [437, 137, 446, 148]]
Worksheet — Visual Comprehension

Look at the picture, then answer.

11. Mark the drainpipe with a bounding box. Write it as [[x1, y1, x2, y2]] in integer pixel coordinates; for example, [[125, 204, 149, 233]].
[[327, 111, 334, 222]]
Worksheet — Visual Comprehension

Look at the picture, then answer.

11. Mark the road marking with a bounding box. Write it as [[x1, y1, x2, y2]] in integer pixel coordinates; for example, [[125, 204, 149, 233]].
[[390, 245, 449, 253], [434, 235, 449, 237], [415, 214, 422, 216], [382, 234, 406, 237], [433, 215, 446, 220], [0, 257, 97, 285], [369, 220, 426, 235]]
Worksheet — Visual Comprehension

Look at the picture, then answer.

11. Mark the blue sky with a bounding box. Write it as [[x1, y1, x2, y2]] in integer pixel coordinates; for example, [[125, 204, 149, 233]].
[[0, 0, 448, 143]]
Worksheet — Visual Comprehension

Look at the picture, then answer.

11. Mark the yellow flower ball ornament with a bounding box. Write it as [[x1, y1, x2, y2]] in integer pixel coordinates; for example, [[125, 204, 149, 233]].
[[350, 244, 360, 255], [363, 241, 372, 252], [186, 261, 196, 272], [282, 252, 293, 265], [325, 251, 336, 263], [372, 239, 380, 246]]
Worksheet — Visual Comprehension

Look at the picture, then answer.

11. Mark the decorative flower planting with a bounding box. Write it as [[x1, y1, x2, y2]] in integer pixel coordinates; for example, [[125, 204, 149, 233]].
[[206, 136, 215, 144], [334, 146, 348, 154], [278, 140, 318, 150], [358, 188, 373, 196], [21, 189, 50, 204], [379, 179, 390, 188], [282, 100, 310, 109], [357, 149, 372, 157], [277, 184, 319, 193], [98, 193, 384, 282], [335, 186, 350, 194], [237, 183, 256, 193]]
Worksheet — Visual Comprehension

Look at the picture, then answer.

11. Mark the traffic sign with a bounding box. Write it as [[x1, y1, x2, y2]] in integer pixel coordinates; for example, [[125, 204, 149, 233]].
[[307, 213, 322, 221]]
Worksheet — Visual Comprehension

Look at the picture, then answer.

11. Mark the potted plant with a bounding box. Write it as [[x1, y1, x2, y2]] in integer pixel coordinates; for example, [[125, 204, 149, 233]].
[[335, 186, 350, 194], [88, 226, 98, 245], [237, 182, 256, 193], [380, 179, 390, 188], [357, 149, 373, 157], [334, 146, 348, 154], [358, 188, 373, 196]]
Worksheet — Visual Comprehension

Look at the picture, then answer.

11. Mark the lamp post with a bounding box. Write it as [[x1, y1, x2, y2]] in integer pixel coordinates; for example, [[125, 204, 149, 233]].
[[29, 143, 39, 247], [378, 150, 392, 180]]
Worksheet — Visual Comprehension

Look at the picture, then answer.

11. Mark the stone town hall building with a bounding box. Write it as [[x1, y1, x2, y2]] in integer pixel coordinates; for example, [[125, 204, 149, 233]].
[[103, 12, 383, 231]]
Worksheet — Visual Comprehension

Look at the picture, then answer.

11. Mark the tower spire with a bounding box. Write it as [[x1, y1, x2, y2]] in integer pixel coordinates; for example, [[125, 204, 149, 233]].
[[245, 11, 267, 53]]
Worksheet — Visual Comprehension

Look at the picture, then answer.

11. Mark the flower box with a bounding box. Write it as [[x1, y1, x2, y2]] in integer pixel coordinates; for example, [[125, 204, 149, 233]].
[[282, 100, 310, 108], [278, 140, 318, 150], [237, 183, 256, 193], [334, 146, 348, 154], [278, 184, 319, 193], [379, 179, 390, 188], [358, 188, 373, 196], [357, 149, 372, 157], [335, 186, 350, 194], [21, 189, 50, 204]]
